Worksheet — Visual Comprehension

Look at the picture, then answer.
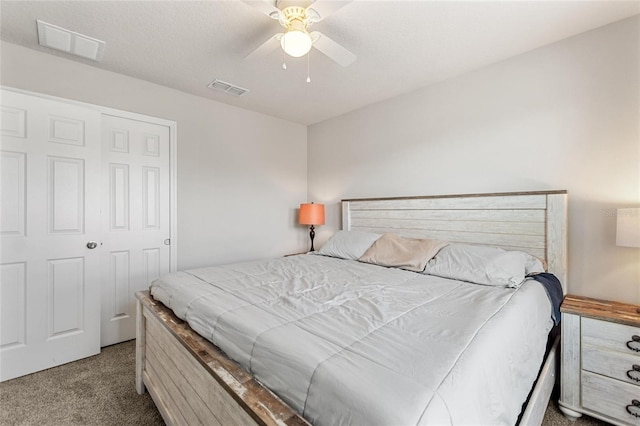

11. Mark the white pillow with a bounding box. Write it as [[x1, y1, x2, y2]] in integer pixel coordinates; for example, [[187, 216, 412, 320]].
[[423, 244, 535, 288], [317, 230, 381, 260], [525, 255, 546, 275]]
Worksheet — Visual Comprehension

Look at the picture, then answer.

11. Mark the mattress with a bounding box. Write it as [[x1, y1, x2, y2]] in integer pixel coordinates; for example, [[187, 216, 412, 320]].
[[150, 253, 554, 426]]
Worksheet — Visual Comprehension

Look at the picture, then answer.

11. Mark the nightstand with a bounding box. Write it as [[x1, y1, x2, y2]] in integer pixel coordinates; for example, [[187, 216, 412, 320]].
[[559, 295, 640, 425]]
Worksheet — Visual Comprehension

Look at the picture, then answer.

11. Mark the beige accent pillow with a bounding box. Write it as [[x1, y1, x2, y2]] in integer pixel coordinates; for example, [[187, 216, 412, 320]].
[[358, 233, 449, 272]]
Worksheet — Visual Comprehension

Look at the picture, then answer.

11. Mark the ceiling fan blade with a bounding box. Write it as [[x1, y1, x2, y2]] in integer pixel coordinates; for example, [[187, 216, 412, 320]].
[[306, 1, 352, 22], [241, 0, 282, 20], [245, 34, 282, 61], [310, 31, 356, 67]]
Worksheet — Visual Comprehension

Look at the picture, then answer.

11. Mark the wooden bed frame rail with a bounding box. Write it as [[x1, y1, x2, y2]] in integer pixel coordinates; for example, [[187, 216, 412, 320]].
[[135, 291, 309, 426]]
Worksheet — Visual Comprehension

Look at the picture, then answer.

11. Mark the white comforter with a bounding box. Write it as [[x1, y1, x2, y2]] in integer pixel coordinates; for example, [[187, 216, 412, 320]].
[[150, 254, 553, 426]]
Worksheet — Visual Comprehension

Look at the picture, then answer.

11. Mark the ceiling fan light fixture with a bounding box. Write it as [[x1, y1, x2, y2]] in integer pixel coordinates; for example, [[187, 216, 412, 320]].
[[281, 29, 312, 58]]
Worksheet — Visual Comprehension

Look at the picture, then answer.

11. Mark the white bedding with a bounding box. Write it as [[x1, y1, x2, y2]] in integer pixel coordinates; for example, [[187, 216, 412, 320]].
[[150, 254, 553, 426]]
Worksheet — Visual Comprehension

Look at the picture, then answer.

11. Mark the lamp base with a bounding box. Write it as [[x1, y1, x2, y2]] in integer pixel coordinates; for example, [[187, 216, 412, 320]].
[[309, 225, 316, 252]]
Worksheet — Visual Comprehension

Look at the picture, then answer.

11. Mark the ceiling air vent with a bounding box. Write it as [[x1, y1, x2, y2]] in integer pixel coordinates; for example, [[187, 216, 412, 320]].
[[36, 20, 105, 61], [207, 80, 249, 97]]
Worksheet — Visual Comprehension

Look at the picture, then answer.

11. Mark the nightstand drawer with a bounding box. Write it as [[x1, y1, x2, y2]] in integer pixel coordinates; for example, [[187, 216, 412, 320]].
[[582, 371, 640, 425], [583, 346, 640, 385], [582, 317, 640, 356]]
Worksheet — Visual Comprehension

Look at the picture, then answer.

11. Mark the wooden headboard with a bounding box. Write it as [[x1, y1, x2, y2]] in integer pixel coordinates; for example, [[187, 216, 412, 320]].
[[342, 190, 568, 293]]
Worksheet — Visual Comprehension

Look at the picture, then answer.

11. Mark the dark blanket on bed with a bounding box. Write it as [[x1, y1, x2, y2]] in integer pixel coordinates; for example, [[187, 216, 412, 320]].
[[529, 273, 563, 325]]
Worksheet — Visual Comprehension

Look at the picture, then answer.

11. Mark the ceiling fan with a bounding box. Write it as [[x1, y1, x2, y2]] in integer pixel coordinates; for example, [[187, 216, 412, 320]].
[[243, 0, 356, 68]]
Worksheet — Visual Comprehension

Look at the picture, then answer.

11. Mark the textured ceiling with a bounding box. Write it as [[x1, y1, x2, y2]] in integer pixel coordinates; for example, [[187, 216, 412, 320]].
[[1, 1, 639, 125]]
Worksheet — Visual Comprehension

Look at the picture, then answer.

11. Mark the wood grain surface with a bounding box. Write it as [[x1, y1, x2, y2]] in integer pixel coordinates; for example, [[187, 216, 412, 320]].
[[561, 295, 640, 328]]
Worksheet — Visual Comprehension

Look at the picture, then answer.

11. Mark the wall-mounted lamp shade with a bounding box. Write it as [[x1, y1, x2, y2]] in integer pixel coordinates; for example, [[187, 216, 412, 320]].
[[616, 208, 640, 248], [299, 203, 325, 225]]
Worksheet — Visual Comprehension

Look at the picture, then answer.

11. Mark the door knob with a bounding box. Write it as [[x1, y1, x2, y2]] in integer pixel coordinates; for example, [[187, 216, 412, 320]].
[[86, 241, 98, 249]]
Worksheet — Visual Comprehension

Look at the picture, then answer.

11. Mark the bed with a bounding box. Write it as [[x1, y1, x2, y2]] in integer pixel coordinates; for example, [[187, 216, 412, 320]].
[[135, 190, 568, 426]]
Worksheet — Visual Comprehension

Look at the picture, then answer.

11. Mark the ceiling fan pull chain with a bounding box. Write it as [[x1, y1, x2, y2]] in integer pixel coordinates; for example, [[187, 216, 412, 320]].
[[282, 38, 287, 70], [306, 51, 311, 83]]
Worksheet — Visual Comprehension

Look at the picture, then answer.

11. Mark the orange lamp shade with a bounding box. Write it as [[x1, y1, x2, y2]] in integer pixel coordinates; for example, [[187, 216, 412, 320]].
[[299, 203, 325, 226]]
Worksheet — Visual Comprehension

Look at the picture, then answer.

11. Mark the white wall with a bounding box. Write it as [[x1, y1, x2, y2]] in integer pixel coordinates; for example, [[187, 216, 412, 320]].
[[308, 16, 640, 304], [1, 41, 309, 269]]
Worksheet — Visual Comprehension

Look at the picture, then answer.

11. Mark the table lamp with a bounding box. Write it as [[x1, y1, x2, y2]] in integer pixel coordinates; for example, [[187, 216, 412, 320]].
[[617, 207, 640, 314], [299, 202, 325, 252], [616, 208, 640, 248]]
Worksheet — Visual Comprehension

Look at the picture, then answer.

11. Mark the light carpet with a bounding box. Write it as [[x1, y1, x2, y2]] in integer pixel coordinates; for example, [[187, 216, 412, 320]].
[[0, 341, 607, 425]]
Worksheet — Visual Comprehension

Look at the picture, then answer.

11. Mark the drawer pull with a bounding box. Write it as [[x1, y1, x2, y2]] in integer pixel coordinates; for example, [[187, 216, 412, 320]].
[[627, 400, 640, 418], [628, 365, 640, 382], [627, 335, 640, 352]]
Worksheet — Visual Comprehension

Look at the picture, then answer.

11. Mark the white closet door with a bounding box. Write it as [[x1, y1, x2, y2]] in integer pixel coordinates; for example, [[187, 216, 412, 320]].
[[0, 89, 101, 381], [100, 115, 171, 346]]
